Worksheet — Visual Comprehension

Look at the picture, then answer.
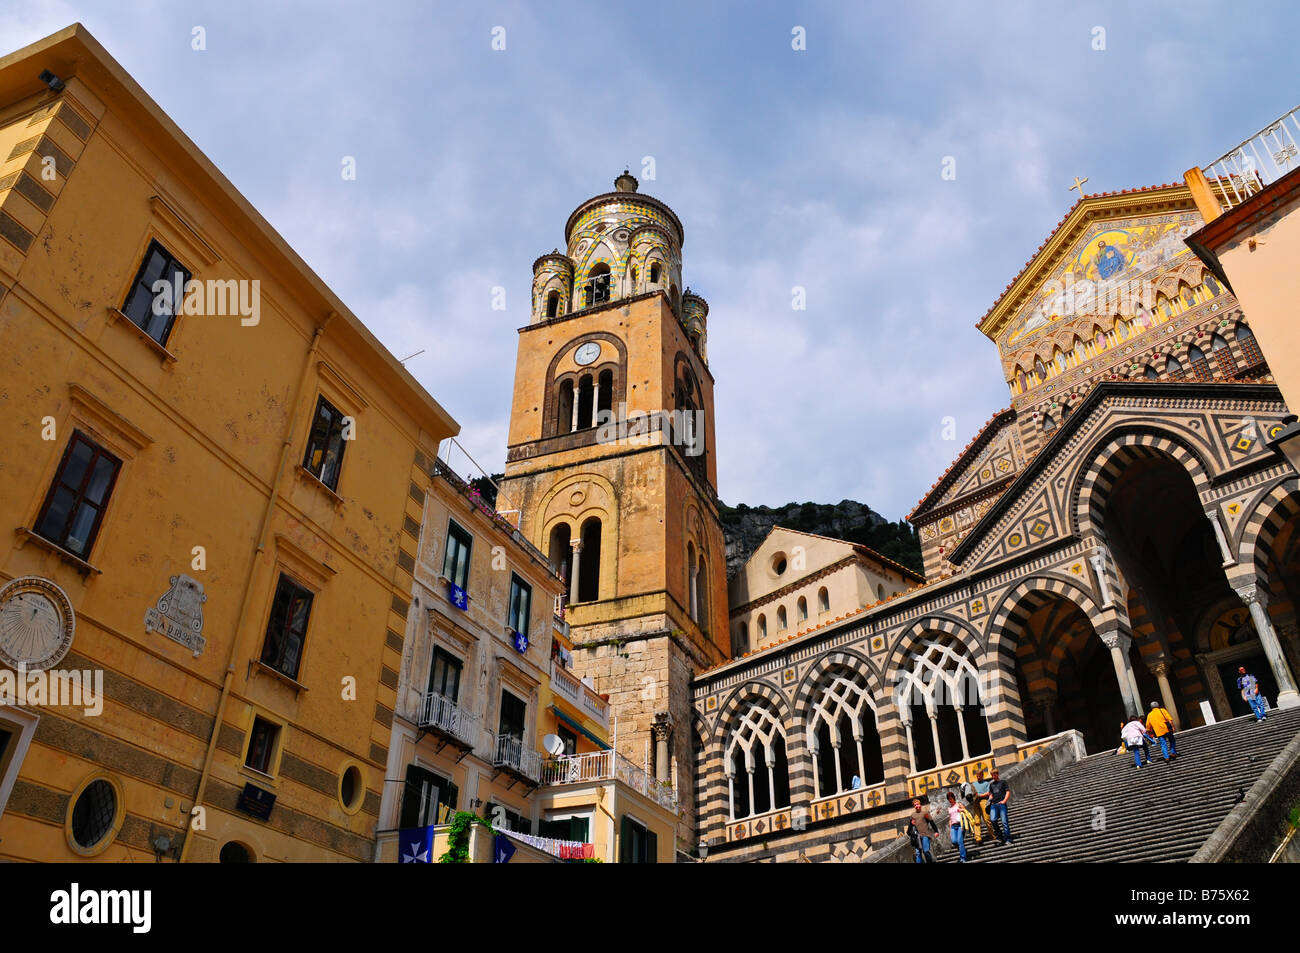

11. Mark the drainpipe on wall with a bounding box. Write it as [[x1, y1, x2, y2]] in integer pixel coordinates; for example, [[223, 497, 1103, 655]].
[[178, 314, 333, 863]]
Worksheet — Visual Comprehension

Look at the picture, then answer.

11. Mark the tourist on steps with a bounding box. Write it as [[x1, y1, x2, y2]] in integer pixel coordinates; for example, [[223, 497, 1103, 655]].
[[1237, 666, 1268, 721], [908, 798, 938, 863], [961, 775, 986, 843], [987, 769, 1014, 845], [945, 790, 969, 862], [1121, 716, 1151, 768], [1145, 701, 1176, 761]]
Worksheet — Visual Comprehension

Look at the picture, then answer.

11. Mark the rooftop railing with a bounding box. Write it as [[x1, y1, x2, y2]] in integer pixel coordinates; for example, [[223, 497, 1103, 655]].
[[539, 748, 679, 813], [1200, 105, 1300, 213]]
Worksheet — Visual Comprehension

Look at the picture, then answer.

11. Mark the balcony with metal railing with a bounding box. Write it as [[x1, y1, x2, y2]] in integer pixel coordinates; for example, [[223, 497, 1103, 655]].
[[539, 748, 680, 813], [416, 691, 479, 751], [1195, 105, 1300, 215], [549, 660, 610, 730], [491, 732, 541, 785]]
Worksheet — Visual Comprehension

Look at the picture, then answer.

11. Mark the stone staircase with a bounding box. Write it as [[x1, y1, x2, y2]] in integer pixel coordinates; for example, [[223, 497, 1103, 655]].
[[933, 707, 1300, 863]]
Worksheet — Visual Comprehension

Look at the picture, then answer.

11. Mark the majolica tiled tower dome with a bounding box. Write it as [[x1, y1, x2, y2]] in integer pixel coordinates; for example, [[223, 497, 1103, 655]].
[[530, 171, 709, 363]]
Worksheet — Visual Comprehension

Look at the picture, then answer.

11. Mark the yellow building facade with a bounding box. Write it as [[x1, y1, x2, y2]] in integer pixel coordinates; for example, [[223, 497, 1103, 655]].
[[0, 26, 457, 862]]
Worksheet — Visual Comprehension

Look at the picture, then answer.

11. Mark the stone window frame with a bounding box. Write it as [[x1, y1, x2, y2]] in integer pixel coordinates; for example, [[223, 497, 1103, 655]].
[[0, 706, 39, 823], [540, 332, 628, 439]]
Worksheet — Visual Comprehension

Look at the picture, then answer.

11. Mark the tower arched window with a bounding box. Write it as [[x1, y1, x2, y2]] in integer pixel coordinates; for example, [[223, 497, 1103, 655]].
[[597, 369, 614, 422], [809, 669, 885, 797], [649, 262, 661, 284], [546, 290, 560, 318], [687, 541, 699, 622], [697, 553, 709, 635], [817, 587, 830, 613], [549, 523, 574, 597], [578, 517, 602, 602], [585, 264, 611, 307], [556, 379, 575, 434], [895, 635, 990, 773], [796, 596, 808, 622], [576, 374, 595, 429], [726, 701, 790, 820]]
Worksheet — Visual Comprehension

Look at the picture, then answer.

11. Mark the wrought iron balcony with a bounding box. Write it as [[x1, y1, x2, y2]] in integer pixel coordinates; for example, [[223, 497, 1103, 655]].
[[491, 732, 541, 784], [416, 691, 478, 750], [539, 749, 679, 813], [1199, 105, 1300, 214]]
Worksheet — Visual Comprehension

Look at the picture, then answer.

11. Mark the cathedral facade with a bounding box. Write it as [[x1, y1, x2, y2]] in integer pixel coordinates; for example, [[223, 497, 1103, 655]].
[[684, 182, 1300, 862]]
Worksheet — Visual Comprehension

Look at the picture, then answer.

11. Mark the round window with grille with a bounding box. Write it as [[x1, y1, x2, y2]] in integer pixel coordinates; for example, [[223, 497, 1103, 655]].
[[70, 778, 117, 851]]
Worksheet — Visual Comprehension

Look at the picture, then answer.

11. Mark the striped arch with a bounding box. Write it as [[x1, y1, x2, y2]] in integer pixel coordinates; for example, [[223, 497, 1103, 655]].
[[1235, 477, 1300, 588], [715, 680, 801, 821], [792, 651, 894, 797], [1074, 427, 1213, 541], [885, 614, 984, 689]]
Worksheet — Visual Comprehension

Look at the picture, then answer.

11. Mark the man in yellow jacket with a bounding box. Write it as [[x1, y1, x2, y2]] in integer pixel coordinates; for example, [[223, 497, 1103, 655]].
[[1145, 701, 1177, 762]]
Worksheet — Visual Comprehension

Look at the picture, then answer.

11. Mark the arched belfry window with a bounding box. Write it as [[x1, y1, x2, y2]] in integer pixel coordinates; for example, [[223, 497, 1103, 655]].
[[546, 290, 560, 318], [808, 669, 885, 797], [697, 553, 709, 635], [894, 635, 991, 773], [576, 374, 594, 429], [585, 264, 611, 307], [556, 379, 575, 434], [726, 700, 790, 820], [597, 369, 614, 421], [649, 262, 661, 285], [549, 523, 574, 596], [578, 517, 602, 602]]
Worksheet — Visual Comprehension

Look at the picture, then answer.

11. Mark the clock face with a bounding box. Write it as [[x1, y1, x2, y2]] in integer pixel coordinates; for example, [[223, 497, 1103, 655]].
[[0, 577, 75, 670], [574, 342, 601, 366]]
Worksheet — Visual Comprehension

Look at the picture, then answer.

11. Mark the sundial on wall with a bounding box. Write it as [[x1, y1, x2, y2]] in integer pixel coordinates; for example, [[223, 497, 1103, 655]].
[[0, 576, 76, 671]]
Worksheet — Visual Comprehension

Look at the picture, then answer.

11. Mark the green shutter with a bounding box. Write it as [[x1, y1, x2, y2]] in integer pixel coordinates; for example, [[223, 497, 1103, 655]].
[[398, 765, 421, 829], [646, 828, 658, 864], [571, 816, 590, 843], [619, 816, 633, 863]]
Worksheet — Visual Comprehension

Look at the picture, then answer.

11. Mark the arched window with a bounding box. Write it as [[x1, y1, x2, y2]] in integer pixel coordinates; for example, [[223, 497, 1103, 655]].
[[757, 614, 767, 641], [1061, 402, 1073, 420], [585, 264, 611, 307], [578, 517, 601, 602], [649, 262, 661, 285], [817, 587, 830, 613], [687, 541, 698, 621], [556, 379, 575, 434], [726, 700, 790, 819], [809, 669, 885, 797], [1235, 323, 1263, 367], [1143, 364, 1160, 380], [697, 553, 709, 635], [894, 635, 990, 773], [776, 605, 787, 631], [670, 282, 680, 313], [1187, 344, 1211, 381], [876, 583, 886, 601], [597, 369, 614, 422], [576, 374, 594, 429], [1165, 355, 1185, 380], [1042, 414, 1056, 434], [1209, 332, 1236, 375], [631, 266, 638, 287], [549, 523, 573, 597], [732, 624, 747, 658], [797, 596, 808, 621], [546, 290, 560, 318]]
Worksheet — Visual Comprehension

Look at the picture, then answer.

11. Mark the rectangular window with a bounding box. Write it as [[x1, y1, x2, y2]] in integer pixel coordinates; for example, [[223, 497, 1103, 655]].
[[399, 765, 458, 828], [619, 815, 657, 863], [485, 801, 530, 835], [244, 716, 280, 775], [428, 647, 462, 702], [121, 239, 191, 346], [508, 573, 532, 639], [260, 574, 313, 680], [557, 724, 578, 756], [539, 814, 590, 842], [443, 520, 472, 589], [302, 395, 348, 492], [34, 431, 122, 559], [498, 690, 526, 741]]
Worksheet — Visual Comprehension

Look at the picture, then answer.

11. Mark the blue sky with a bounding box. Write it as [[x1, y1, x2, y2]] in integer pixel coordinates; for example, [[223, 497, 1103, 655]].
[[6, 2, 1294, 519]]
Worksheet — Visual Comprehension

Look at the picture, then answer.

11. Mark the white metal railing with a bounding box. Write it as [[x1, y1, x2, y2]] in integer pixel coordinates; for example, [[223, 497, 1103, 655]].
[[539, 749, 679, 813], [1203, 105, 1300, 212], [492, 732, 541, 782], [417, 691, 478, 745]]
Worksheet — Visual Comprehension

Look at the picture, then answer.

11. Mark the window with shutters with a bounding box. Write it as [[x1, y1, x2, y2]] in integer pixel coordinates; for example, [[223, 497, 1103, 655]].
[[399, 765, 458, 828], [619, 815, 657, 863]]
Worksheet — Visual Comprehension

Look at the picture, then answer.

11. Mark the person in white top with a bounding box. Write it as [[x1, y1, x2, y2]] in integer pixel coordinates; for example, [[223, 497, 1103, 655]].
[[1121, 716, 1151, 769]]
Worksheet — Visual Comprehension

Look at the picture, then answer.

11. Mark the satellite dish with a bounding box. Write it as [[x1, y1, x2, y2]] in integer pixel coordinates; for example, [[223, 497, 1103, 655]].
[[543, 734, 565, 757]]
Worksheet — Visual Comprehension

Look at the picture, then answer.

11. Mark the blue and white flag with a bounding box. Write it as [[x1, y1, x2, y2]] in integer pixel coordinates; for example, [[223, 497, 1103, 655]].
[[449, 583, 469, 611], [493, 834, 517, 864], [399, 825, 434, 863]]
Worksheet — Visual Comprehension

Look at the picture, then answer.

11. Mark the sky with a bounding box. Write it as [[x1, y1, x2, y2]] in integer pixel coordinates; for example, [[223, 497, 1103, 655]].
[[4, 1, 1293, 520]]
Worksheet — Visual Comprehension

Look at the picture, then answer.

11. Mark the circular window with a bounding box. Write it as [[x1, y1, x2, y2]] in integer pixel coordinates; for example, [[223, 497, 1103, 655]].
[[68, 777, 119, 854], [220, 841, 254, 863], [340, 764, 364, 813], [771, 553, 788, 576]]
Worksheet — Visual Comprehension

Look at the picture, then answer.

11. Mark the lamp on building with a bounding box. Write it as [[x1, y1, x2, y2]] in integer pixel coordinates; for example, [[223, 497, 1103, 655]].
[[38, 69, 65, 92], [153, 834, 173, 862]]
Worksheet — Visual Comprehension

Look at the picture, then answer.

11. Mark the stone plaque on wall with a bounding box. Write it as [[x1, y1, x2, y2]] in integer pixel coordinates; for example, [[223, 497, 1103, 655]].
[[144, 573, 207, 657]]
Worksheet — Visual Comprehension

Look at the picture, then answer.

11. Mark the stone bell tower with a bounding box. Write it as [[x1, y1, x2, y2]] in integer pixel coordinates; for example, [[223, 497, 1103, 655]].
[[498, 172, 728, 855]]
